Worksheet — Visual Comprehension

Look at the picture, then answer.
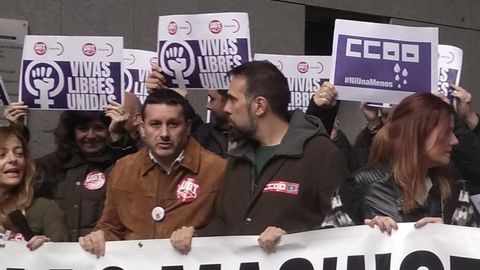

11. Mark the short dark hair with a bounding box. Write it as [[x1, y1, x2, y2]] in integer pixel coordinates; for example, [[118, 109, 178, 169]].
[[228, 61, 290, 120], [142, 89, 193, 121]]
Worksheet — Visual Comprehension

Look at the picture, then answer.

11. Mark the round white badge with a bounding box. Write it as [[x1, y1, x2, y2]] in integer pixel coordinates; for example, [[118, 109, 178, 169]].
[[151, 206, 165, 221], [83, 171, 106, 190]]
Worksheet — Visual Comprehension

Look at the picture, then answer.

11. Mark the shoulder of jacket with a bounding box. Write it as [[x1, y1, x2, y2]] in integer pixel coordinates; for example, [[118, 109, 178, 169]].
[[112, 149, 143, 168], [28, 197, 59, 212], [304, 134, 339, 153], [351, 165, 392, 187], [199, 146, 227, 166]]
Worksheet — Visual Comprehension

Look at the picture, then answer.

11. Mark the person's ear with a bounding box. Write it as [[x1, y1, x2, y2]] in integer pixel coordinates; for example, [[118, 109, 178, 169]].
[[139, 120, 146, 138], [132, 112, 142, 126], [253, 96, 268, 116]]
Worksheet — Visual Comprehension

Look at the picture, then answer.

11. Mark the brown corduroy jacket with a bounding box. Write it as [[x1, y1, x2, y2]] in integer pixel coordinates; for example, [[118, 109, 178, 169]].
[[94, 137, 226, 240]]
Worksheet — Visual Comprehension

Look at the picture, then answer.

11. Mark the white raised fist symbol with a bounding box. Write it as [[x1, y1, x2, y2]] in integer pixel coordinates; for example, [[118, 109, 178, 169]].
[[32, 67, 55, 91], [166, 46, 190, 88], [32, 66, 55, 108], [166, 46, 187, 72]]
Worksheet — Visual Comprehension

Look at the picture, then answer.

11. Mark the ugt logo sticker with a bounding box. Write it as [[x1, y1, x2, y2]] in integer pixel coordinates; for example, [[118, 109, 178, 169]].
[[176, 178, 200, 202]]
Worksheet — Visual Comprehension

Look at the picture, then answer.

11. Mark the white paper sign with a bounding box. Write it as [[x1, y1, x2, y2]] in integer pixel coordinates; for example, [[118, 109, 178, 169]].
[[331, 19, 438, 104], [158, 12, 251, 90], [254, 53, 330, 111], [438, 44, 463, 100], [19, 35, 124, 110], [124, 49, 157, 104], [1, 224, 480, 270]]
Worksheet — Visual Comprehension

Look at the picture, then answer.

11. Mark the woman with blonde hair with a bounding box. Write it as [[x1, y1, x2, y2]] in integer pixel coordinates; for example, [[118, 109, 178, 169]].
[[338, 92, 466, 233], [0, 126, 67, 250]]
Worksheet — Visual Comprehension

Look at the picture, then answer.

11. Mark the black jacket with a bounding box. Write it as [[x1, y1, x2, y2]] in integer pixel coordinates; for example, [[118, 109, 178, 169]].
[[451, 116, 480, 195], [192, 123, 229, 158], [338, 165, 472, 225]]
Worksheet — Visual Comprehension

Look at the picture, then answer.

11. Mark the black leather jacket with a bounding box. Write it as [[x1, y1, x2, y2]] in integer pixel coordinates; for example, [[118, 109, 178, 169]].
[[338, 165, 463, 225]]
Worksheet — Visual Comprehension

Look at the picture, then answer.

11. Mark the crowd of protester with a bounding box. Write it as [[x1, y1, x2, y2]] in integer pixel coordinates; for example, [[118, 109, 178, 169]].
[[1, 59, 479, 256]]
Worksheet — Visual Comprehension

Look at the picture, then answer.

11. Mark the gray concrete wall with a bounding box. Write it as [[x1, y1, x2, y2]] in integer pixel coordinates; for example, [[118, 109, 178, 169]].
[[0, 0, 304, 157], [0, 0, 479, 156]]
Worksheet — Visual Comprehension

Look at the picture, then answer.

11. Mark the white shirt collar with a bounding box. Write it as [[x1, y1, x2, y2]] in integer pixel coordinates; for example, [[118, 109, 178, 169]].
[[148, 150, 185, 175], [415, 177, 433, 206]]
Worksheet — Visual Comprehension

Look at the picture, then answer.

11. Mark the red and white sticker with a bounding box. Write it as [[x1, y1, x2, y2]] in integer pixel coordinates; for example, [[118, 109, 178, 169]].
[[176, 178, 200, 203], [10, 232, 25, 241], [83, 171, 106, 190], [263, 181, 300, 195]]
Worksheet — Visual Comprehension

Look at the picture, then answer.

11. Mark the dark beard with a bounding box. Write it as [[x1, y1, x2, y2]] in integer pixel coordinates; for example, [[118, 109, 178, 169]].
[[229, 124, 254, 142]]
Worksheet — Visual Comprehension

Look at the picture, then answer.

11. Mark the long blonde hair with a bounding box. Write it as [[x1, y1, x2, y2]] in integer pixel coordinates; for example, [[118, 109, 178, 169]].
[[0, 126, 35, 230], [369, 93, 453, 213]]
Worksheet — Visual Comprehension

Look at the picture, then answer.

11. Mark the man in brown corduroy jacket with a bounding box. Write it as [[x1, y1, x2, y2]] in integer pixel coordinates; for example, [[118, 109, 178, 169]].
[[79, 89, 226, 257]]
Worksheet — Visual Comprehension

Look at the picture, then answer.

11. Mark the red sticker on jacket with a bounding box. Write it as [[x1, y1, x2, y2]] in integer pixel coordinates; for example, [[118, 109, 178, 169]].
[[83, 171, 106, 190], [263, 181, 300, 195], [176, 178, 200, 202]]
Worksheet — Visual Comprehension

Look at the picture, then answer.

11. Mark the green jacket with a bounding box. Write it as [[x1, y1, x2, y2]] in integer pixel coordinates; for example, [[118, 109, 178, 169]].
[[26, 198, 69, 242]]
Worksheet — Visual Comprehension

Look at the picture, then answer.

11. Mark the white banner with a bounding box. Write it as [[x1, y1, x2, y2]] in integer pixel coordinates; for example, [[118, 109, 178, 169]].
[[254, 53, 330, 112], [19, 35, 124, 111], [438, 44, 463, 101], [158, 12, 251, 90], [331, 19, 438, 104], [2, 223, 480, 270], [123, 49, 157, 104]]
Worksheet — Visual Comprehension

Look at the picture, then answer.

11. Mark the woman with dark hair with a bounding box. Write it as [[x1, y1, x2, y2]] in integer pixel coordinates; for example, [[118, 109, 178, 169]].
[[338, 92, 471, 233], [32, 104, 135, 241], [0, 126, 68, 249]]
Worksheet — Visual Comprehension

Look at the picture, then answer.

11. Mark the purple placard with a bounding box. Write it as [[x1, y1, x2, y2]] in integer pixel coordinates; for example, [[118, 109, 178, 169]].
[[438, 67, 458, 102], [158, 38, 249, 89], [334, 34, 432, 93], [20, 60, 122, 110], [123, 49, 157, 104], [124, 68, 149, 104], [19, 36, 124, 111], [254, 54, 331, 112]]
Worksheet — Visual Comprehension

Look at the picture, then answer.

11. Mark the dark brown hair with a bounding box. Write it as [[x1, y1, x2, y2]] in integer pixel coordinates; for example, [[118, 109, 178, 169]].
[[54, 111, 111, 162]]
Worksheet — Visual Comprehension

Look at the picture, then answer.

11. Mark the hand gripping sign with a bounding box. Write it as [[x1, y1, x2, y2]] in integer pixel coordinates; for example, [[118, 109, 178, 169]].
[[254, 53, 331, 112], [19, 35, 123, 111], [158, 12, 251, 90], [331, 19, 438, 104]]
